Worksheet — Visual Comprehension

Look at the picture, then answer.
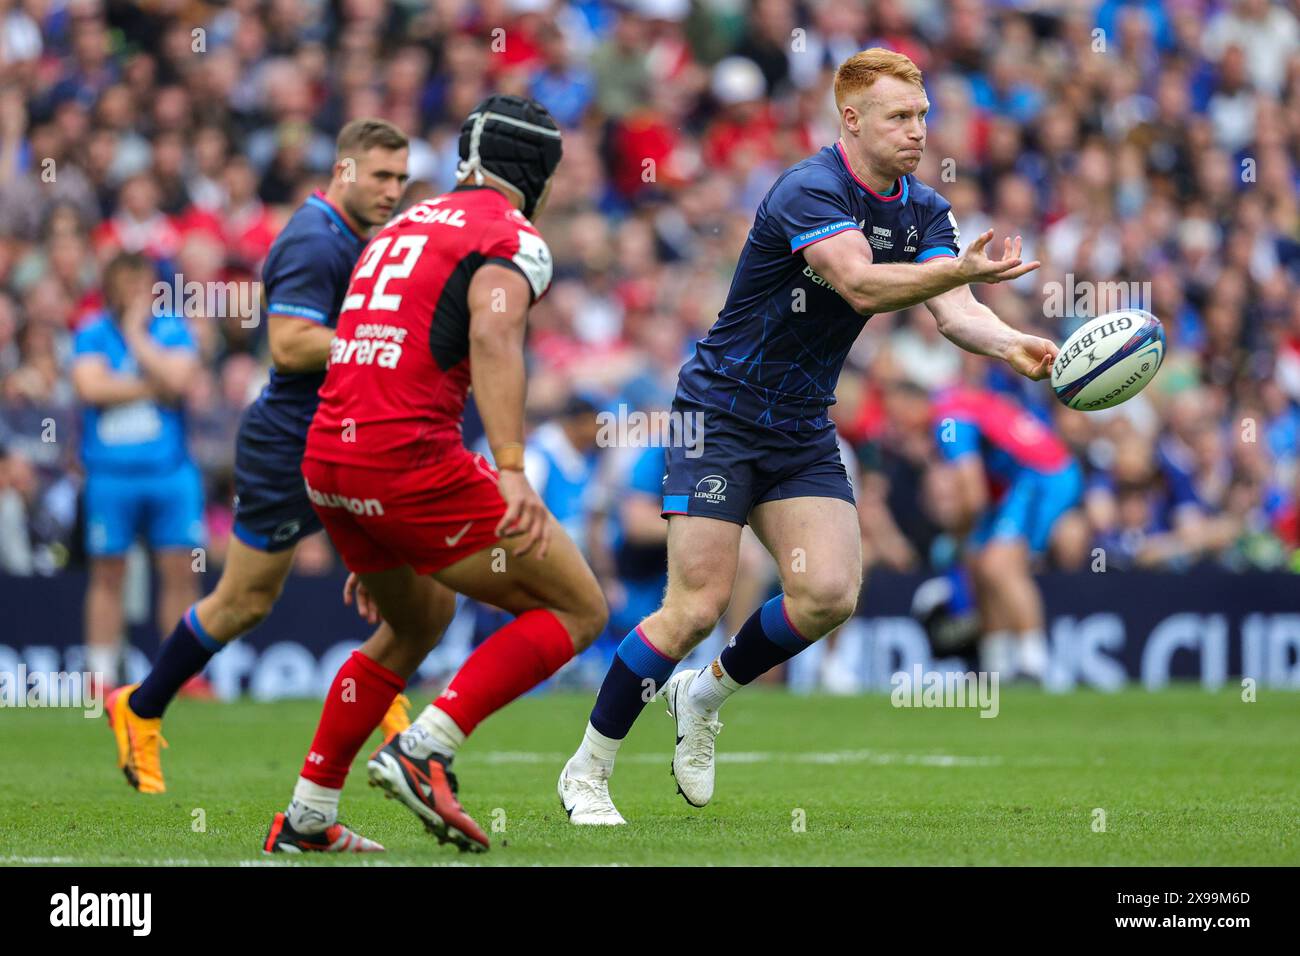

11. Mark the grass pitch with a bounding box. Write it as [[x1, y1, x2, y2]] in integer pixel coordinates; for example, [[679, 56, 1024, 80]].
[[2, 687, 1297, 866]]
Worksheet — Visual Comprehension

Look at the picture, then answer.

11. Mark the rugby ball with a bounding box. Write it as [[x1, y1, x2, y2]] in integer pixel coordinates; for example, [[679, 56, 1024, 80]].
[[1051, 309, 1165, 411]]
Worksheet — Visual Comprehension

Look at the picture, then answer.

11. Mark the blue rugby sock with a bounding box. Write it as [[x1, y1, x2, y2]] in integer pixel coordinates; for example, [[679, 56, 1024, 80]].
[[717, 595, 812, 685], [129, 606, 223, 719], [588, 626, 679, 741]]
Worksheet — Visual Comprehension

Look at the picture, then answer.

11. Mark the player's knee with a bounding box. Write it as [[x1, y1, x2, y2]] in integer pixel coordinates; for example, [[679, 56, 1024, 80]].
[[421, 585, 458, 637], [241, 589, 279, 631], [664, 588, 728, 644], [372, 597, 435, 644], [785, 579, 860, 637], [1049, 512, 1090, 570], [972, 547, 1008, 587], [217, 582, 280, 633], [565, 581, 609, 652], [157, 564, 199, 598], [794, 604, 854, 640], [981, 542, 1027, 585]]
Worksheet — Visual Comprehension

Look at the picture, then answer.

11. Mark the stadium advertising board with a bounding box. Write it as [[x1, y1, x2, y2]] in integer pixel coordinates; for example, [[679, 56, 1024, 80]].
[[2, 570, 1298, 699]]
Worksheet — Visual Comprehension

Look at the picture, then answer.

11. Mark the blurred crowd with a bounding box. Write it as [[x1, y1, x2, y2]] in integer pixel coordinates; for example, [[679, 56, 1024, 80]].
[[2, 0, 1300, 589]]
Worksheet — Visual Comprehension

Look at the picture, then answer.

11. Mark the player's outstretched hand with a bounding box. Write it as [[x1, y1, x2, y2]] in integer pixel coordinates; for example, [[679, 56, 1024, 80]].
[[956, 230, 1041, 284], [343, 571, 382, 625], [1005, 333, 1059, 381], [495, 469, 551, 559]]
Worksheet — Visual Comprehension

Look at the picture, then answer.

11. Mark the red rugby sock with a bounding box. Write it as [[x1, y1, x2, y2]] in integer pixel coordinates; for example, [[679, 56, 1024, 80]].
[[300, 650, 405, 788], [434, 609, 575, 735]]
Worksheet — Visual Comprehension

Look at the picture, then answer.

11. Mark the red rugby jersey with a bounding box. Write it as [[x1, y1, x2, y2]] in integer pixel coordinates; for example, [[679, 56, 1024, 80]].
[[305, 186, 553, 469], [932, 386, 1073, 475]]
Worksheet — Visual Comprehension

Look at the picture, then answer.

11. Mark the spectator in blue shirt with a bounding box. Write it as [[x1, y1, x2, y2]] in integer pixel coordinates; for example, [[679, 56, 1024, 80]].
[[70, 253, 204, 688], [530, 20, 597, 129]]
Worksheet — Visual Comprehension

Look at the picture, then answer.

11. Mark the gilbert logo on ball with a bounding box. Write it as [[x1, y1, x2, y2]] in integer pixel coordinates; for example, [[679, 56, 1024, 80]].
[[1052, 309, 1165, 410]]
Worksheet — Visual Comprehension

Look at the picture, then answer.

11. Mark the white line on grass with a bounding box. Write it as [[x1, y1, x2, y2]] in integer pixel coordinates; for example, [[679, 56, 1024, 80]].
[[471, 749, 1003, 767], [1, 752, 1009, 867]]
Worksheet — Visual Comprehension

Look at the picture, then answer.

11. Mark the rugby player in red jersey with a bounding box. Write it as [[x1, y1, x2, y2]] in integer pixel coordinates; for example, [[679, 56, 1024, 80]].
[[263, 95, 607, 854]]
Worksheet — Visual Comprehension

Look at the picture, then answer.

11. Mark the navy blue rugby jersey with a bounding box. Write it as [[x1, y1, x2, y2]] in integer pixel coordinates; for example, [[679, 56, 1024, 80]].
[[252, 190, 367, 440], [677, 142, 960, 432]]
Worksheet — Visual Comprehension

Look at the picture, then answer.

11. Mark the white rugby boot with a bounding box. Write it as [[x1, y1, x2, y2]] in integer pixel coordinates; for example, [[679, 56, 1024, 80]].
[[663, 669, 723, 808], [558, 756, 627, 826]]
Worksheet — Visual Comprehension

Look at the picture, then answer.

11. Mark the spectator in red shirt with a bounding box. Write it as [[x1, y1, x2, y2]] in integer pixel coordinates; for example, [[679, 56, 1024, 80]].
[[91, 173, 181, 265], [703, 57, 779, 173]]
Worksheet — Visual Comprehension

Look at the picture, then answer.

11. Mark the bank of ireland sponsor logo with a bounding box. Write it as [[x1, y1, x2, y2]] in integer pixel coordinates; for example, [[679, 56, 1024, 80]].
[[790, 220, 857, 250], [694, 474, 728, 503], [801, 263, 836, 290]]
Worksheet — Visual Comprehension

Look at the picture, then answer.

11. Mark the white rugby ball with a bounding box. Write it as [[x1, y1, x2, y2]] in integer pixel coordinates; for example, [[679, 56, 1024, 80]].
[[1051, 309, 1165, 410]]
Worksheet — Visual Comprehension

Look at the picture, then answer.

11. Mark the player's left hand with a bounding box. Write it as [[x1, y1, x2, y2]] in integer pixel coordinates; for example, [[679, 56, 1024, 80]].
[[1004, 333, 1058, 381], [495, 469, 551, 559], [343, 572, 382, 624]]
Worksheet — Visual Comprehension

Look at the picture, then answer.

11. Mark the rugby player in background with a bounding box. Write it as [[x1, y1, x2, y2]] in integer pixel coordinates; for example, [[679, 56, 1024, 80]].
[[918, 379, 1082, 682], [265, 95, 609, 854], [105, 122, 450, 821]]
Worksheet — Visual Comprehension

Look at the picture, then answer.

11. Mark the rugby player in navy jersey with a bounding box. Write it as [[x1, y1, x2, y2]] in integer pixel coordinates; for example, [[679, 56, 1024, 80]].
[[559, 49, 1058, 824], [105, 123, 455, 828]]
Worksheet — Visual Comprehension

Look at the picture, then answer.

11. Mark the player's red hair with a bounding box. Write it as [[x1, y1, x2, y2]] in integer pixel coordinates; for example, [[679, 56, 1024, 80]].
[[833, 48, 924, 110]]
